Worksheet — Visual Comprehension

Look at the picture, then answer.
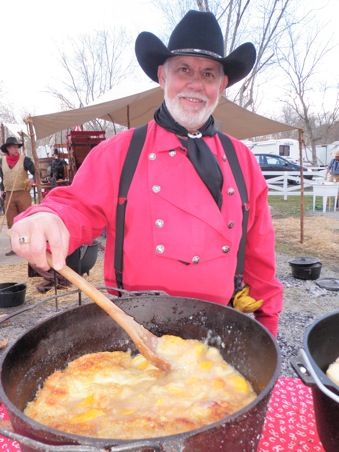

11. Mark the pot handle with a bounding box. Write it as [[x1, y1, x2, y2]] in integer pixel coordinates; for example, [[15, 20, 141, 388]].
[[291, 350, 339, 404], [290, 352, 315, 386], [0, 425, 162, 451]]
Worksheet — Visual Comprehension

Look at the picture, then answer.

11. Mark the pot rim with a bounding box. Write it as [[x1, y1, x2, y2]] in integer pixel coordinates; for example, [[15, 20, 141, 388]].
[[288, 256, 321, 267], [303, 310, 339, 393], [299, 349, 339, 403]]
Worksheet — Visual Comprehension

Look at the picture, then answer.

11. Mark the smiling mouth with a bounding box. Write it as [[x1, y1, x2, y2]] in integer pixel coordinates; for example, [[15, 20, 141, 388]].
[[183, 96, 203, 103]]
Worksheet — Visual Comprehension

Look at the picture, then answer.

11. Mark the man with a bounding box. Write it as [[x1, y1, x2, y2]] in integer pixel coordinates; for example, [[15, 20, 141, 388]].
[[326, 150, 339, 182], [50, 149, 67, 181], [0, 136, 35, 256], [10, 11, 283, 336]]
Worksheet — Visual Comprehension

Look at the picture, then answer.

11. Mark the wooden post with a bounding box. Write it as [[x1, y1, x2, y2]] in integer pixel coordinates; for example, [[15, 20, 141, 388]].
[[298, 129, 304, 244], [25, 117, 43, 204], [0, 123, 5, 144], [19, 131, 26, 156]]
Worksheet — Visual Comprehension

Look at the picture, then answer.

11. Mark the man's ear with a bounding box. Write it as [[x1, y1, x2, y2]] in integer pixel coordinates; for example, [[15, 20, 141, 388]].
[[157, 65, 166, 89], [220, 75, 229, 94]]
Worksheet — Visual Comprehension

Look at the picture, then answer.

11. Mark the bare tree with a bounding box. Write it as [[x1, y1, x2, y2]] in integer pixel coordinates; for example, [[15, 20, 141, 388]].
[[48, 27, 136, 130], [275, 17, 338, 164], [0, 83, 18, 124], [0, 105, 17, 124], [153, 0, 292, 110]]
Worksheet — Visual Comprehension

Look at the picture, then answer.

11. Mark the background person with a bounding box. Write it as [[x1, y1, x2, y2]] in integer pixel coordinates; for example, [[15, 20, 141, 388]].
[[326, 150, 339, 182], [0, 136, 35, 256], [50, 149, 68, 181], [10, 10, 283, 337]]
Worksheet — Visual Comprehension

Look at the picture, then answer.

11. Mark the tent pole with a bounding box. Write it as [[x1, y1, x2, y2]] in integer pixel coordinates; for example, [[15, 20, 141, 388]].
[[25, 116, 43, 204], [1, 123, 5, 143], [19, 131, 26, 156], [127, 105, 130, 129], [298, 129, 304, 244]]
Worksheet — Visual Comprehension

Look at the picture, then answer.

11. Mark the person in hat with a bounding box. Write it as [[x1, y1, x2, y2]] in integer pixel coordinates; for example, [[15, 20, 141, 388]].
[[50, 149, 68, 181], [0, 136, 36, 256], [326, 150, 339, 182], [10, 11, 283, 336]]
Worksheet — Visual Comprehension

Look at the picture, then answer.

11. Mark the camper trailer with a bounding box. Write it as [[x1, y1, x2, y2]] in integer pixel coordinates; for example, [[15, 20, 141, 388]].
[[244, 139, 338, 167], [244, 139, 301, 162], [313, 142, 339, 166]]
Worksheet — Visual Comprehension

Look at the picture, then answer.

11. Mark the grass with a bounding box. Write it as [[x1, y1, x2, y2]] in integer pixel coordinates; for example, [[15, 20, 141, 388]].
[[267, 196, 339, 263], [268, 195, 314, 219]]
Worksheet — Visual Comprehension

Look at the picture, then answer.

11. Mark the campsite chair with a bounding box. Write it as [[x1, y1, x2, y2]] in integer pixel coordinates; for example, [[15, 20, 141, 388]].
[[312, 185, 338, 213]]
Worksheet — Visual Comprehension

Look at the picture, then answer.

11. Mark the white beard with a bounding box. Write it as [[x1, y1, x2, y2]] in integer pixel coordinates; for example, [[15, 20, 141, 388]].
[[164, 91, 219, 131]]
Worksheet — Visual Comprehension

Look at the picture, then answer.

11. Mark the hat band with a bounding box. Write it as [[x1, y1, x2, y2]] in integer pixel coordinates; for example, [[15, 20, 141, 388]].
[[171, 48, 223, 59]]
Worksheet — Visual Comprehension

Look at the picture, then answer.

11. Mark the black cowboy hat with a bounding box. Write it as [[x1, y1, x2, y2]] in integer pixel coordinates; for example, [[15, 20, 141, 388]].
[[1, 136, 23, 154], [135, 10, 256, 87]]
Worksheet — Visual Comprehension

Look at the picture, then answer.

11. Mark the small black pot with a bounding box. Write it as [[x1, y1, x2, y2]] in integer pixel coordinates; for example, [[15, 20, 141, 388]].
[[66, 240, 99, 275], [0, 283, 27, 308], [289, 262, 322, 280], [291, 311, 339, 452]]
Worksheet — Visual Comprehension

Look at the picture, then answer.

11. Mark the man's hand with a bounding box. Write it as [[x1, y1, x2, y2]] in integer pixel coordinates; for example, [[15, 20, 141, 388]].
[[10, 212, 70, 271]]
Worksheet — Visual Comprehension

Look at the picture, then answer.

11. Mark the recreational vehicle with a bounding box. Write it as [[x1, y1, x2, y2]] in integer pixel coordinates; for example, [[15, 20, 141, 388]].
[[244, 139, 339, 167]]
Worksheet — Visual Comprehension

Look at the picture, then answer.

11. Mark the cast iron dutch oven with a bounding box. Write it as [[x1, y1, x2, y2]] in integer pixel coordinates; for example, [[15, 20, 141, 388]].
[[65, 240, 99, 276], [291, 310, 339, 452], [288, 256, 322, 280], [0, 283, 26, 308], [0, 294, 281, 452]]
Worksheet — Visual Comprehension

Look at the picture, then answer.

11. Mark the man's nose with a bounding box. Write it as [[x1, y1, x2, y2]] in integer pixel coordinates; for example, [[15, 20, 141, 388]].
[[187, 72, 204, 88]]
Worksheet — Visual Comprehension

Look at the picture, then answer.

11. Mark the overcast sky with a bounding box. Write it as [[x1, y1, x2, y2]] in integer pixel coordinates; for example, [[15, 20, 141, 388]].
[[1, 0, 161, 116], [1, 0, 338, 119]]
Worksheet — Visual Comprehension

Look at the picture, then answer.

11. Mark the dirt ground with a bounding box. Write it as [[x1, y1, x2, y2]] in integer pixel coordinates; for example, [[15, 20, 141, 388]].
[[0, 215, 338, 378]]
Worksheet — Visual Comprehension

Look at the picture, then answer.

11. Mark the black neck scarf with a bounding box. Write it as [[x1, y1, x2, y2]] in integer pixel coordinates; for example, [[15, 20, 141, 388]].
[[154, 102, 223, 209]]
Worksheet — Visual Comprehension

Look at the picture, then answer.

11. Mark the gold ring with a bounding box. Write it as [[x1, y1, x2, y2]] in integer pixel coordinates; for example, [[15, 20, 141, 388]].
[[19, 236, 31, 245]]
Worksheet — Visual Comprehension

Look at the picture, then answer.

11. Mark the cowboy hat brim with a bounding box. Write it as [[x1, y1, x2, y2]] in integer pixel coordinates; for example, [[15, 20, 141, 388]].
[[1, 142, 23, 153], [135, 31, 256, 87]]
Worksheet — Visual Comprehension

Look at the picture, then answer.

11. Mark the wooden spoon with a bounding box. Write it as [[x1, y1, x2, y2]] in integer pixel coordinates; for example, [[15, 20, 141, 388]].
[[46, 254, 170, 371]]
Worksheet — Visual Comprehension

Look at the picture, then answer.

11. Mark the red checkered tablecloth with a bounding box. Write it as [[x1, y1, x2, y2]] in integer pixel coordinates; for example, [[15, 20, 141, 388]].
[[0, 378, 324, 451]]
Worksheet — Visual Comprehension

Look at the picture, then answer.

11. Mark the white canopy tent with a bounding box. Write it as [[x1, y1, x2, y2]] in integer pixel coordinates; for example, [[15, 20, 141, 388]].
[[1, 123, 28, 138], [28, 81, 297, 141]]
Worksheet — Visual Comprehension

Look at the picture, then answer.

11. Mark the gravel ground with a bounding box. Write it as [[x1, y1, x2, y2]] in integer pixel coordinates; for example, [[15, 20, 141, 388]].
[[0, 245, 338, 378], [275, 252, 339, 377]]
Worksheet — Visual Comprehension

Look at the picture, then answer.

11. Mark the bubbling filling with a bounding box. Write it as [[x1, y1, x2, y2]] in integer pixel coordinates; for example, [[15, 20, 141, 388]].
[[24, 335, 257, 439]]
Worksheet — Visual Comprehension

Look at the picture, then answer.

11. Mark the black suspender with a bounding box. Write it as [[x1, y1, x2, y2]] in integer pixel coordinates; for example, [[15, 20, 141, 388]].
[[114, 127, 249, 294], [217, 132, 249, 293], [114, 124, 148, 290]]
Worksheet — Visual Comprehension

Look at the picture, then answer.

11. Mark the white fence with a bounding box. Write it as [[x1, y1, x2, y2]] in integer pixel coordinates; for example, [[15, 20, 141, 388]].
[[262, 171, 324, 200]]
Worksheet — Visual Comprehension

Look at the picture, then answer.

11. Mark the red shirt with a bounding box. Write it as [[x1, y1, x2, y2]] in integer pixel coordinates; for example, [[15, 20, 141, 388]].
[[17, 121, 283, 336]]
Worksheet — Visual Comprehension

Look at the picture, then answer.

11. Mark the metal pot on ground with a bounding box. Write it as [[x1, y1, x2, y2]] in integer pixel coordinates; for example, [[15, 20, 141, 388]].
[[0, 294, 281, 452], [0, 283, 27, 308], [288, 256, 322, 280], [65, 240, 99, 276], [291, 310, 339, 452]]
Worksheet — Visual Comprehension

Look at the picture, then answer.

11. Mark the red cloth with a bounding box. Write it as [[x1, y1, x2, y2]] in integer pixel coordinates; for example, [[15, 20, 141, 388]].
[[6, 154, 20, 167], [15, 121, 283, 336], [0, 378, 324, 451], [258, 377, 324, 451], [0, 404, 20, 451]]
